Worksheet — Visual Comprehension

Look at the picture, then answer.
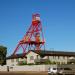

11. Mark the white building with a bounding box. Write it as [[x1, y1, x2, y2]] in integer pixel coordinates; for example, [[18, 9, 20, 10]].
[[6, 54, 27, 66], [6, 50, 75, 66]]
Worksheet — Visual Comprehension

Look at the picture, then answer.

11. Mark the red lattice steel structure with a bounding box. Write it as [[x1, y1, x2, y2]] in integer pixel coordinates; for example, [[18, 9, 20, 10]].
[[13, 13, 45, 55]]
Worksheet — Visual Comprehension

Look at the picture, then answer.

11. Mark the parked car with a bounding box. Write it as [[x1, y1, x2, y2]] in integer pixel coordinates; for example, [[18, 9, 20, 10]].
[[58, 67, 72, 74], [48, 67, 72, 75], [48, 67, 58, 74]]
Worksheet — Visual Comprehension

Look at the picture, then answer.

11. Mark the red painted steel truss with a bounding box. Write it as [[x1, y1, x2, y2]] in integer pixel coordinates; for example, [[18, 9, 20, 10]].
[[13, 14, 45, 55]]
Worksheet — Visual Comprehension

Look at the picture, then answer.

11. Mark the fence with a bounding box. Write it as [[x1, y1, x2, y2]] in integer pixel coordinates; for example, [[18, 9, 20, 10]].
[[0, 65, 56, 71], [0, 64, 75, 75], [0, 65, 7, 71]]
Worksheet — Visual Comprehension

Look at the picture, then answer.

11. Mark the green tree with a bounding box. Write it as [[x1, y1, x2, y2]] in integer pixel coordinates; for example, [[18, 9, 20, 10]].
[[0, 45, 7, 65], [44, 59, 52, 64], [52, 61, 56, 64]]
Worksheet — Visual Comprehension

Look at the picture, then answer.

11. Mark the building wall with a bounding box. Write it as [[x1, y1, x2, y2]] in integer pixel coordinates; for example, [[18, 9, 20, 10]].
[[7, 59, 17, 66], [6, 51, 75, 65], [26, 51, 40, 64], [26, 51, 69, 64], [42, 55, 68, 64], [6, 58, 26, 66], [47, 56, 68, 64]]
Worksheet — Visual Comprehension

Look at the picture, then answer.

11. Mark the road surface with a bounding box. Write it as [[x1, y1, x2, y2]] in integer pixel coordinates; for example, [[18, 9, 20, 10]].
[[0, 71, 48, 75]]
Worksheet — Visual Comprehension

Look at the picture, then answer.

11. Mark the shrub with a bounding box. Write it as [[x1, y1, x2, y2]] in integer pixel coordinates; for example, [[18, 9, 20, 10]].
[[51, 61, 56, 64], [27, 63, 34, 65], [44, 59, 52, 64], [18, 61, 27, 65]]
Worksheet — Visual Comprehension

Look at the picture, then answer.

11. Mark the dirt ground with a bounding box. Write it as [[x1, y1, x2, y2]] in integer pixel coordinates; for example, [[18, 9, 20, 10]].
[[0, 71, 48, 75]]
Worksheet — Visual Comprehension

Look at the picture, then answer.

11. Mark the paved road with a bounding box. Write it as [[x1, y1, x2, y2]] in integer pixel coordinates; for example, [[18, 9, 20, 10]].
[[0, 72, 48, 75]]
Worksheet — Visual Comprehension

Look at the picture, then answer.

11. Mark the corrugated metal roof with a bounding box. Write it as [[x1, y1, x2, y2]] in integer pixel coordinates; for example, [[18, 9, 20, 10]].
[[7, 53, 27, 59], [31, 50, 75, 56], [7, 50, 75, 59]]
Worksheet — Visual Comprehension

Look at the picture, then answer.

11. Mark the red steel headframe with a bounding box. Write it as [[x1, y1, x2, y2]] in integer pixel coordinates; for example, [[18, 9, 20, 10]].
[[13, 13, 45, 55]]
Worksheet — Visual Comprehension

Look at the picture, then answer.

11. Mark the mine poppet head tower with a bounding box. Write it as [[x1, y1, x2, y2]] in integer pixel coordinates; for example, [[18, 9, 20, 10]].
[[13, 13, 45, 55]]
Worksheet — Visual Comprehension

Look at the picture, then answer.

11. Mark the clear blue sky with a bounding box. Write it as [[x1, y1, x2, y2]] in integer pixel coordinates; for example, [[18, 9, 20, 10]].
[[0, 0, 75, 56]]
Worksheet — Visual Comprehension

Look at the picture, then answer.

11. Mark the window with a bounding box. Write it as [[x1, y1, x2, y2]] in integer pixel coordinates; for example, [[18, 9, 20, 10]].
[[53, 68, 56, 70], [62, 56, 65, 59], [37, 55, 38, 59], [30, 56, 34, 60], [58, 56, 60, 59], [47, 56, 49, 59], [11, 59, 14, 62], [56, 56, 59, 59], [53, 56, 56, 59]]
